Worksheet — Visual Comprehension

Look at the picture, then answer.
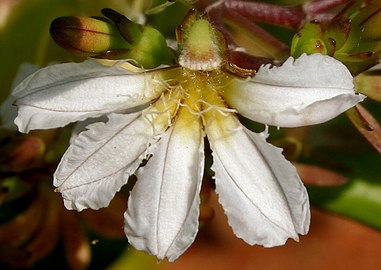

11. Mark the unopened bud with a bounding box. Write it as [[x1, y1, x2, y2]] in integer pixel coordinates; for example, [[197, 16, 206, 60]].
[[325, 17, 351, 52], [101, 8, 175, 68], [50, 16, 129, 57], [291, 20, 327, 57], [51, 9, 175, 68], [360, 2, 381, 41], [330, 2, 381, 54]]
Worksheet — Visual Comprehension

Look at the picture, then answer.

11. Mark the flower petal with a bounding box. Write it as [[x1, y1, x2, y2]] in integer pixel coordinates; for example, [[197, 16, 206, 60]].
[[206, 113, 310, 247], [54, 110, 170, 211], [1, 63, 38, 130], [125, 107, 204, 262], [13, 60, 164, 132], [222, 53, 365, 127]]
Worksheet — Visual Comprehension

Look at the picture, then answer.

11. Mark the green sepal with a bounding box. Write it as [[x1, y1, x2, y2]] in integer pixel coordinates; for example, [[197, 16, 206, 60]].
[[101, 8, 175, 68], [122, 26, 175, 68]]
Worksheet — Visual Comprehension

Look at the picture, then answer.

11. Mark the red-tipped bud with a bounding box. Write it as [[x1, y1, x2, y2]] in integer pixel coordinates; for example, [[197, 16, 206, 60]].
[[50, 16, 128, 57]]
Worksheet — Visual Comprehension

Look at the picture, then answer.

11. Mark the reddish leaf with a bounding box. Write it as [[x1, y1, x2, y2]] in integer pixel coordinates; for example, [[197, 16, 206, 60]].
[[225, 0, 305, 30], [347, 104, 381, 154], [296, 163, 347, 186], [221, 9, 289, 59]]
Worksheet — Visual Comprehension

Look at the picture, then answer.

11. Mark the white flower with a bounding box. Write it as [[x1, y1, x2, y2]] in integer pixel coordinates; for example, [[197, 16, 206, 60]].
[[11, 14, 364, 262]]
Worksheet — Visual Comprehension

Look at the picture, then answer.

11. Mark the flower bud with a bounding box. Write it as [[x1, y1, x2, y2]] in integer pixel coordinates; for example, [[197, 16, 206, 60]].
[[324, 17, 351, 53], [324, 1, 381, 54], [359, 2, 381, 41], [291, 20, 327, 58], [50, 16, 129, 57], [50, 10, 175, 68], [100, 8, 175, 68]]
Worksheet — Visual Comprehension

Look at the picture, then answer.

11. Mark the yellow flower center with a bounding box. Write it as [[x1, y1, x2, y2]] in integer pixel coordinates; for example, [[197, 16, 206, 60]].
[[155, 67, 239, 139]]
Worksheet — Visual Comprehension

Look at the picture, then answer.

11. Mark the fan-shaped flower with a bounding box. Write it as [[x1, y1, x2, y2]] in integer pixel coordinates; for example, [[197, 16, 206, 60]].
[[11, 13, 364, 261]]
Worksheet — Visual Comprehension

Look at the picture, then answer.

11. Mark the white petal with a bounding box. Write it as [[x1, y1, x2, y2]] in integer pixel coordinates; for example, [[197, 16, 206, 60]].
[[69, 116, 108, 145], [0, 95, 17, 130], [222, 53, 365, 127], [125, 108, 204, 262], [206, 113, 310, 247], [13, 59, 164, 132], [1, 63, 38, 130], [54, 111, 168, 211], [12, 63, 40, 90]]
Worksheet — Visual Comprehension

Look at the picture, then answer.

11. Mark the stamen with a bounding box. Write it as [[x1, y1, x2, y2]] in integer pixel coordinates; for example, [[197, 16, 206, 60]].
[[141, 90, 181, 137], [173, 98, 237, 117]]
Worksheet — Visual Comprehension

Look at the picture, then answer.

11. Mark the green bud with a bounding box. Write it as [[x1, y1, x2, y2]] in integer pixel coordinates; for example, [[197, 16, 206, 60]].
[[324, 17, 351, 52], [51, 9, 175, 68], [123, 26, 175, 68], [101, 8, 141, 44], [291, 20, 327, 58], [330, 2, 381, 56], [359, 2, 381, 41], [292, 38, 327, 57], [101, 8, 175, 68], [50, 16, 129, 57], [291, 2, 381, 75]]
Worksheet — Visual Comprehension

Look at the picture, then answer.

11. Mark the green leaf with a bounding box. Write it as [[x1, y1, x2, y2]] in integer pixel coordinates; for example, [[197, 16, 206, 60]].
[[308, 153, 381, 230]]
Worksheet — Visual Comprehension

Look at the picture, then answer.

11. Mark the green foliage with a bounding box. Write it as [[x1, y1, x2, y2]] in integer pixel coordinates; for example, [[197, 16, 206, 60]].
[[291, 1, 381, 75], [308, 154, 381, 230], [304, 100, 381, 229]]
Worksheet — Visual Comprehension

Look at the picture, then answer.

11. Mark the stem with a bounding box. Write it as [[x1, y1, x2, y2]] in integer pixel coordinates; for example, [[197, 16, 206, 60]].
[[304, 0, 350, 15], [222, 8, 290, 59], [310, 12, 337, 24], [225, 0, 305, 30]]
